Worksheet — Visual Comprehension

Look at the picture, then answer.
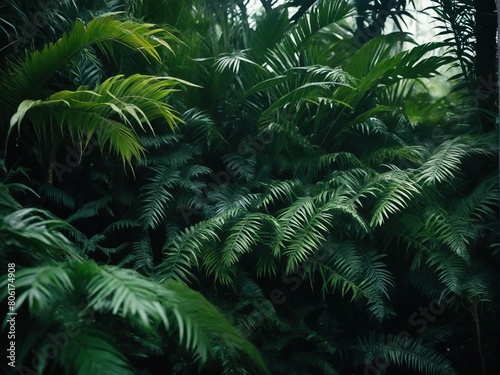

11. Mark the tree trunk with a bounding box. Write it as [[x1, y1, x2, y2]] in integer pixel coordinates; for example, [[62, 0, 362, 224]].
[[473, 0, 497, 132], [470, 301, 486, 375]]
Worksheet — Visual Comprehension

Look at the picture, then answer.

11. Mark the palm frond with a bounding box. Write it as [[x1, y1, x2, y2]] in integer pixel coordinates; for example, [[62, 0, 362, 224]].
[[1, 207, 82, 261], [214, 50, 264, 74], [1, 15, 177, 113], [271, 0, 353, 72], [10, 74, 184, 166], [1, 265, 73, 312]]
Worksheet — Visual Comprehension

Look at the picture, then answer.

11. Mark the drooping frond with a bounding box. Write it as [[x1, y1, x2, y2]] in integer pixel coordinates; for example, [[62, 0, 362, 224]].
[[138, 165, 180, 229], [2, 265, 73, 311], [1, 15, 178, 113], [157, 218, 223, 284], [66, 196, 112, 223], [10, 74, 183, 166], [36, 183, 76, 209], [309, 241, 394, 320], [222, 151, 256, 182], [425, 250, 467, 294], [278, 196, 331, 273], [162, 280, 270, 374], [370, 169, 420, 227], [354, 333, 456, 375], [86, 263, 269, 371], [425, 208, 472, 260], [5, 260, 269, 373], [1, 207, 82, 261], [130, 233, 154, 275], [87, 264, 171, 329], [417, 135, 494, 185], [454, 173, 498, 221], [55, 328, 134, 375]]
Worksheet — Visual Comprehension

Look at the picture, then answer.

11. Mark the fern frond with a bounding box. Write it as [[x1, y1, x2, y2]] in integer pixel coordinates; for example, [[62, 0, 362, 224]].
[[370, 170, 420, 227], [131, 234, 154, 275], [222, 213, 264, 267], [214, 50, 264, 74], [66, 195, 112, 223], [257, 179, 303, 209], [222, 152, 256, 182], [1, 207, 82, 261], [102, 219, 141, 234], [56, 328, 134, 375], [138, 165, 180, 229], [425, 250, 467, 294], [157, 219, 222, 284], [37, 183, 76, 209], [454, 173, 498, 221], [162, 280, 270, 373], [354, 333, 456, 375], [417, 135, 494, 185], [183, 108, 226, 151], [279, 196, 331, 273], [309, 241, 393, 320]]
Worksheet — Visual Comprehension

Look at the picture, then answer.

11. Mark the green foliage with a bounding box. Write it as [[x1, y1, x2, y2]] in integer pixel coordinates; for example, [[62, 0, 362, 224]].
[[1, 0, 498, 374], [354, 333, 456, 375]]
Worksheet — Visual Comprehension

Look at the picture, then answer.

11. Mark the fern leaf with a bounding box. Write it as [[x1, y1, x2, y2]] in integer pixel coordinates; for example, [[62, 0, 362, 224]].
[[354, 333, 456, 375], [56, 328, 134, 375], [138, 166, 180, 229]]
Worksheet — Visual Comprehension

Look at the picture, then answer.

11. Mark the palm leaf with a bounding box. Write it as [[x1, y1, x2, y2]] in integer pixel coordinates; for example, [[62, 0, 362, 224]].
[[10, 75, 183, 167], [1, 265, 73, 312], [1, 15, 177, 113]]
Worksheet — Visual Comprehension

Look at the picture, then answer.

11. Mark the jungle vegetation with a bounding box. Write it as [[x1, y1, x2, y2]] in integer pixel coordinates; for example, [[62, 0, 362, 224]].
[[0, 0, 498, 374]]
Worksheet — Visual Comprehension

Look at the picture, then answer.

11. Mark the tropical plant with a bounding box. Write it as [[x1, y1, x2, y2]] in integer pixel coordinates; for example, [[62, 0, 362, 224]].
[[1, 0, 498, 374], [0, 178, 269, 374]]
